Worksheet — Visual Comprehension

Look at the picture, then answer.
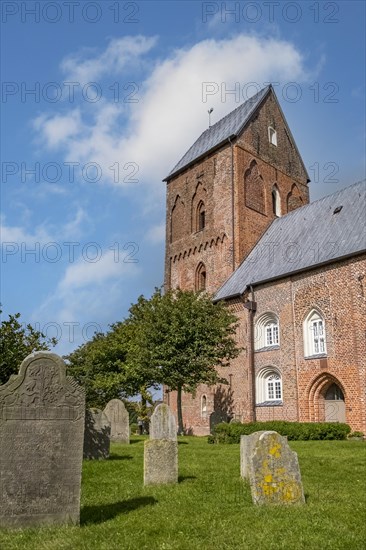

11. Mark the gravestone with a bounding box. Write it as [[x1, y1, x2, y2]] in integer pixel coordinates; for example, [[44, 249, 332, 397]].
[[83, 409, 111, 460], [244, 431, 305, 505], [144, 404, 178, 485], [240, 431, 268, 479], [0, 352, 85, 528], [103, 399, 129, 443], [150, 403, 177, 441]]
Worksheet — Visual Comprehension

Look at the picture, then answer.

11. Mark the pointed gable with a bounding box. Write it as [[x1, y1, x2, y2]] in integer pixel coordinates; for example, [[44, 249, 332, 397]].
[[165, 86, 271, 181]]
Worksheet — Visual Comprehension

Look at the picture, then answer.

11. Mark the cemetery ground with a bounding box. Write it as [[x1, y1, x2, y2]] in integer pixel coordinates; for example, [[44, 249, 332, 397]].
[[1, 438, 365, 550]]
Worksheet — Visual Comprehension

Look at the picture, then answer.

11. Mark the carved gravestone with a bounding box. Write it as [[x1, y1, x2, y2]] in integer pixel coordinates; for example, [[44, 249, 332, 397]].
[[244, 431, 305, 505], [103, 399, 129, 444], [83, 409, 111, 460], [144, 404, 178, 485], [0, 352, 85, 528]]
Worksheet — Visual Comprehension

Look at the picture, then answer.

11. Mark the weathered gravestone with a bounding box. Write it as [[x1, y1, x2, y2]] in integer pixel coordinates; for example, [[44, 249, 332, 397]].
[[241, 431, 305, 505], [0, 352, 85, 528], [144, 404, 178, 485], [103, 399, 129, 443], [83, 409, 111, 460]]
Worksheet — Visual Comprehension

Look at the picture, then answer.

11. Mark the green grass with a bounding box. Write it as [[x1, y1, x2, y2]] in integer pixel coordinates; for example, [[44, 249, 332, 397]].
[[1, 437, 365, 549]]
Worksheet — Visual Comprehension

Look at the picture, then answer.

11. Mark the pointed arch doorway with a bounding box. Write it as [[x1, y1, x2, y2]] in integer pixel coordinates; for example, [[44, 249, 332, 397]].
[[324, 383, 346, 423], [308, 374, 346, 423]]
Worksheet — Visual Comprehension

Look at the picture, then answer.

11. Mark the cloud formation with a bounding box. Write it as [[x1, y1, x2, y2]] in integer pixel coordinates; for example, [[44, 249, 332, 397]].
[[34, 34, 310, 192]]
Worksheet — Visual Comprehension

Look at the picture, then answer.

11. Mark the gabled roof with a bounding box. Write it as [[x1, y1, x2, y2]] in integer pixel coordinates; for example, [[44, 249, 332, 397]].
[[165, 85, 270, 181], [214, 180, 366, 301]]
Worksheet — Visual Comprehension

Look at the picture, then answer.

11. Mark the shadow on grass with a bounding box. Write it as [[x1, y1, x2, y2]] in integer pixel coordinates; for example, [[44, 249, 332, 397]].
[[178, 441, 188, 445], [108, 454, 133, 461], [178, 475, 197, 483], [81, 496, 157, 525]]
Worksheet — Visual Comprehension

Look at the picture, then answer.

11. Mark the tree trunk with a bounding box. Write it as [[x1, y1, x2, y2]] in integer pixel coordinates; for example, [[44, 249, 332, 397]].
[[177, 385, 184, 435]]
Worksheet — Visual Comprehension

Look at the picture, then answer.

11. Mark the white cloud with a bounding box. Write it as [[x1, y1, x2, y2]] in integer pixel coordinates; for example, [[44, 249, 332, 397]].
[[0, 207, 88, 248], [33, 33, 311, 197], [33, 109, 82, 149], [59, 248, 137, 291], [60, 35, 158, 84], [145, 223, 166, 244]]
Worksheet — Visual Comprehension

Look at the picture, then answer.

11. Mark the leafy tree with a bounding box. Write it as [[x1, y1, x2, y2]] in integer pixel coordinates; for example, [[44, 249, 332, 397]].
[[0, 309, 57, 385], [127, 288, 240, 434], [65, 322, 138, 408]]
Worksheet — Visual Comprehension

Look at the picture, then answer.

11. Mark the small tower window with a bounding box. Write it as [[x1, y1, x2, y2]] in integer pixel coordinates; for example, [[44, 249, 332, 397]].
[[271, 185, 281, 217], [197, 201, 206, 231], [196, 262, 207, 291], [201, 395, 207, 416], [268, 126, 277, 146]]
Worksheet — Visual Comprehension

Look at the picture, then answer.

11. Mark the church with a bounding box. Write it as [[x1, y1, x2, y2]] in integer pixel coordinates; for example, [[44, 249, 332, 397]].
[[163, 85, 366, 435]]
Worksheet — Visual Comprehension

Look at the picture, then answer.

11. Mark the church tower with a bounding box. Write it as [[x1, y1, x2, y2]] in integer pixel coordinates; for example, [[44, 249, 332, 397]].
[[163, 85, 310, 434], [164, 85, 310, 296]]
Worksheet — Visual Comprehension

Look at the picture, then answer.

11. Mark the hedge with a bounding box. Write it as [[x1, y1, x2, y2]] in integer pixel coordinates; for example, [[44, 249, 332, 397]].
[[207, 420, 351, 443]]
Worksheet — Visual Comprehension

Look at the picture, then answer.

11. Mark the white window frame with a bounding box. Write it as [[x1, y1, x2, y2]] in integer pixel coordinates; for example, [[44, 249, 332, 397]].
[[254, 312, 280, 350], [268, 126, 277, 146], [256, 367, 283, 404], [304, 310, 327, 357]]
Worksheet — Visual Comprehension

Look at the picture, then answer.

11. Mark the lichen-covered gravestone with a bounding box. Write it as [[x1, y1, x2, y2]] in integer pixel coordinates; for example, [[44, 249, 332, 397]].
[[243, 431, 305, 505], [0, 352, 85, 528], [144, 404, 178, 485], [103, 399, 129, 443], [83, 409, 111, 460]]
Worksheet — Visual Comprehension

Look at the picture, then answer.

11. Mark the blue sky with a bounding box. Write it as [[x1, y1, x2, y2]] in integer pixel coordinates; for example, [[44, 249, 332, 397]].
[[1, 0, 365, 356]]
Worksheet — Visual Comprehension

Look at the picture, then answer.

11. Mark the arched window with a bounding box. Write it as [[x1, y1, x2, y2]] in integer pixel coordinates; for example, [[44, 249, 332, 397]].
[[287, 183, 303, 212], [325, 383, 344, 401], [268, 126, 277, 146], [272, 185, 281, 217], [256, 367, 282, 404], [171, 195, 185, 242], [244, 159, 265, 214], [196, 201, 206, 231], [195, 262, 207, 291], [254, 312, 280, 350], [304, 309, 327, 357], [201, 395, 207, 416]]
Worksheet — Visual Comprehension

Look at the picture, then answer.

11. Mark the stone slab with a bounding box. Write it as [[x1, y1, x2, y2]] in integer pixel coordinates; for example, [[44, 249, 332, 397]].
[[247, 431, 305, 505], [0, 352, 85, 528], [240, 431, 269, 479], [144, 440, 178, 485], [103, 399, 129, 443], [150, 403, 176, 441], [83, 409, 111, 460]]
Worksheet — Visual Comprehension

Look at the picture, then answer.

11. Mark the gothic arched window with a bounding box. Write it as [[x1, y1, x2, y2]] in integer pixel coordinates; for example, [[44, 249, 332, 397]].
[[304, 309, 327, 357], [195, 262, 207, 291], [272, 184, 281, 217], [196, 201, 206, 231]]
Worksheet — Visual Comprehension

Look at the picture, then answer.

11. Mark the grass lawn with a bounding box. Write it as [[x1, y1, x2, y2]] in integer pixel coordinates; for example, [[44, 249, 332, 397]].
[[0, 437, 365, 550]]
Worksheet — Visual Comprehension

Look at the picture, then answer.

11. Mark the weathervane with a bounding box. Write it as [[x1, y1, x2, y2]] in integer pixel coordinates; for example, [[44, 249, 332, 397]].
[[208, 108, 213, 128]]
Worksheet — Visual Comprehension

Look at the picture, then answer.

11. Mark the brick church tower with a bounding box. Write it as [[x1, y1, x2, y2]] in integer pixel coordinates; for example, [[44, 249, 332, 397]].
[[163, 85, 310, 433]]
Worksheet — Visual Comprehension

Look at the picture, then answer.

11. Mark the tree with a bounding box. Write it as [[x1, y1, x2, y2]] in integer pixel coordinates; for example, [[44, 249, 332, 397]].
[[0, 309, 57, 385], [65, 322, 139, 408], [127, 288, 240, 434]]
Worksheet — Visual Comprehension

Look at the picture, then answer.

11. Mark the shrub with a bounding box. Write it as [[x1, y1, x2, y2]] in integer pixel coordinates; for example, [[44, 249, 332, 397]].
[[348, 431, 364, 439], [208, 420, 351, 443]]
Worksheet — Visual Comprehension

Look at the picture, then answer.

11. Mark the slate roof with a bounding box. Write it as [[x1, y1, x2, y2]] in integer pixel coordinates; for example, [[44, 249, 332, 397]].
[[165, 85, 271, 180], [214, 180, 366, 301]]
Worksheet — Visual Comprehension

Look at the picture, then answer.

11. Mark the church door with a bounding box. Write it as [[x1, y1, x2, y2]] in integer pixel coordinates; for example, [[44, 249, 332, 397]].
[[324, 383, 346, 423]]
